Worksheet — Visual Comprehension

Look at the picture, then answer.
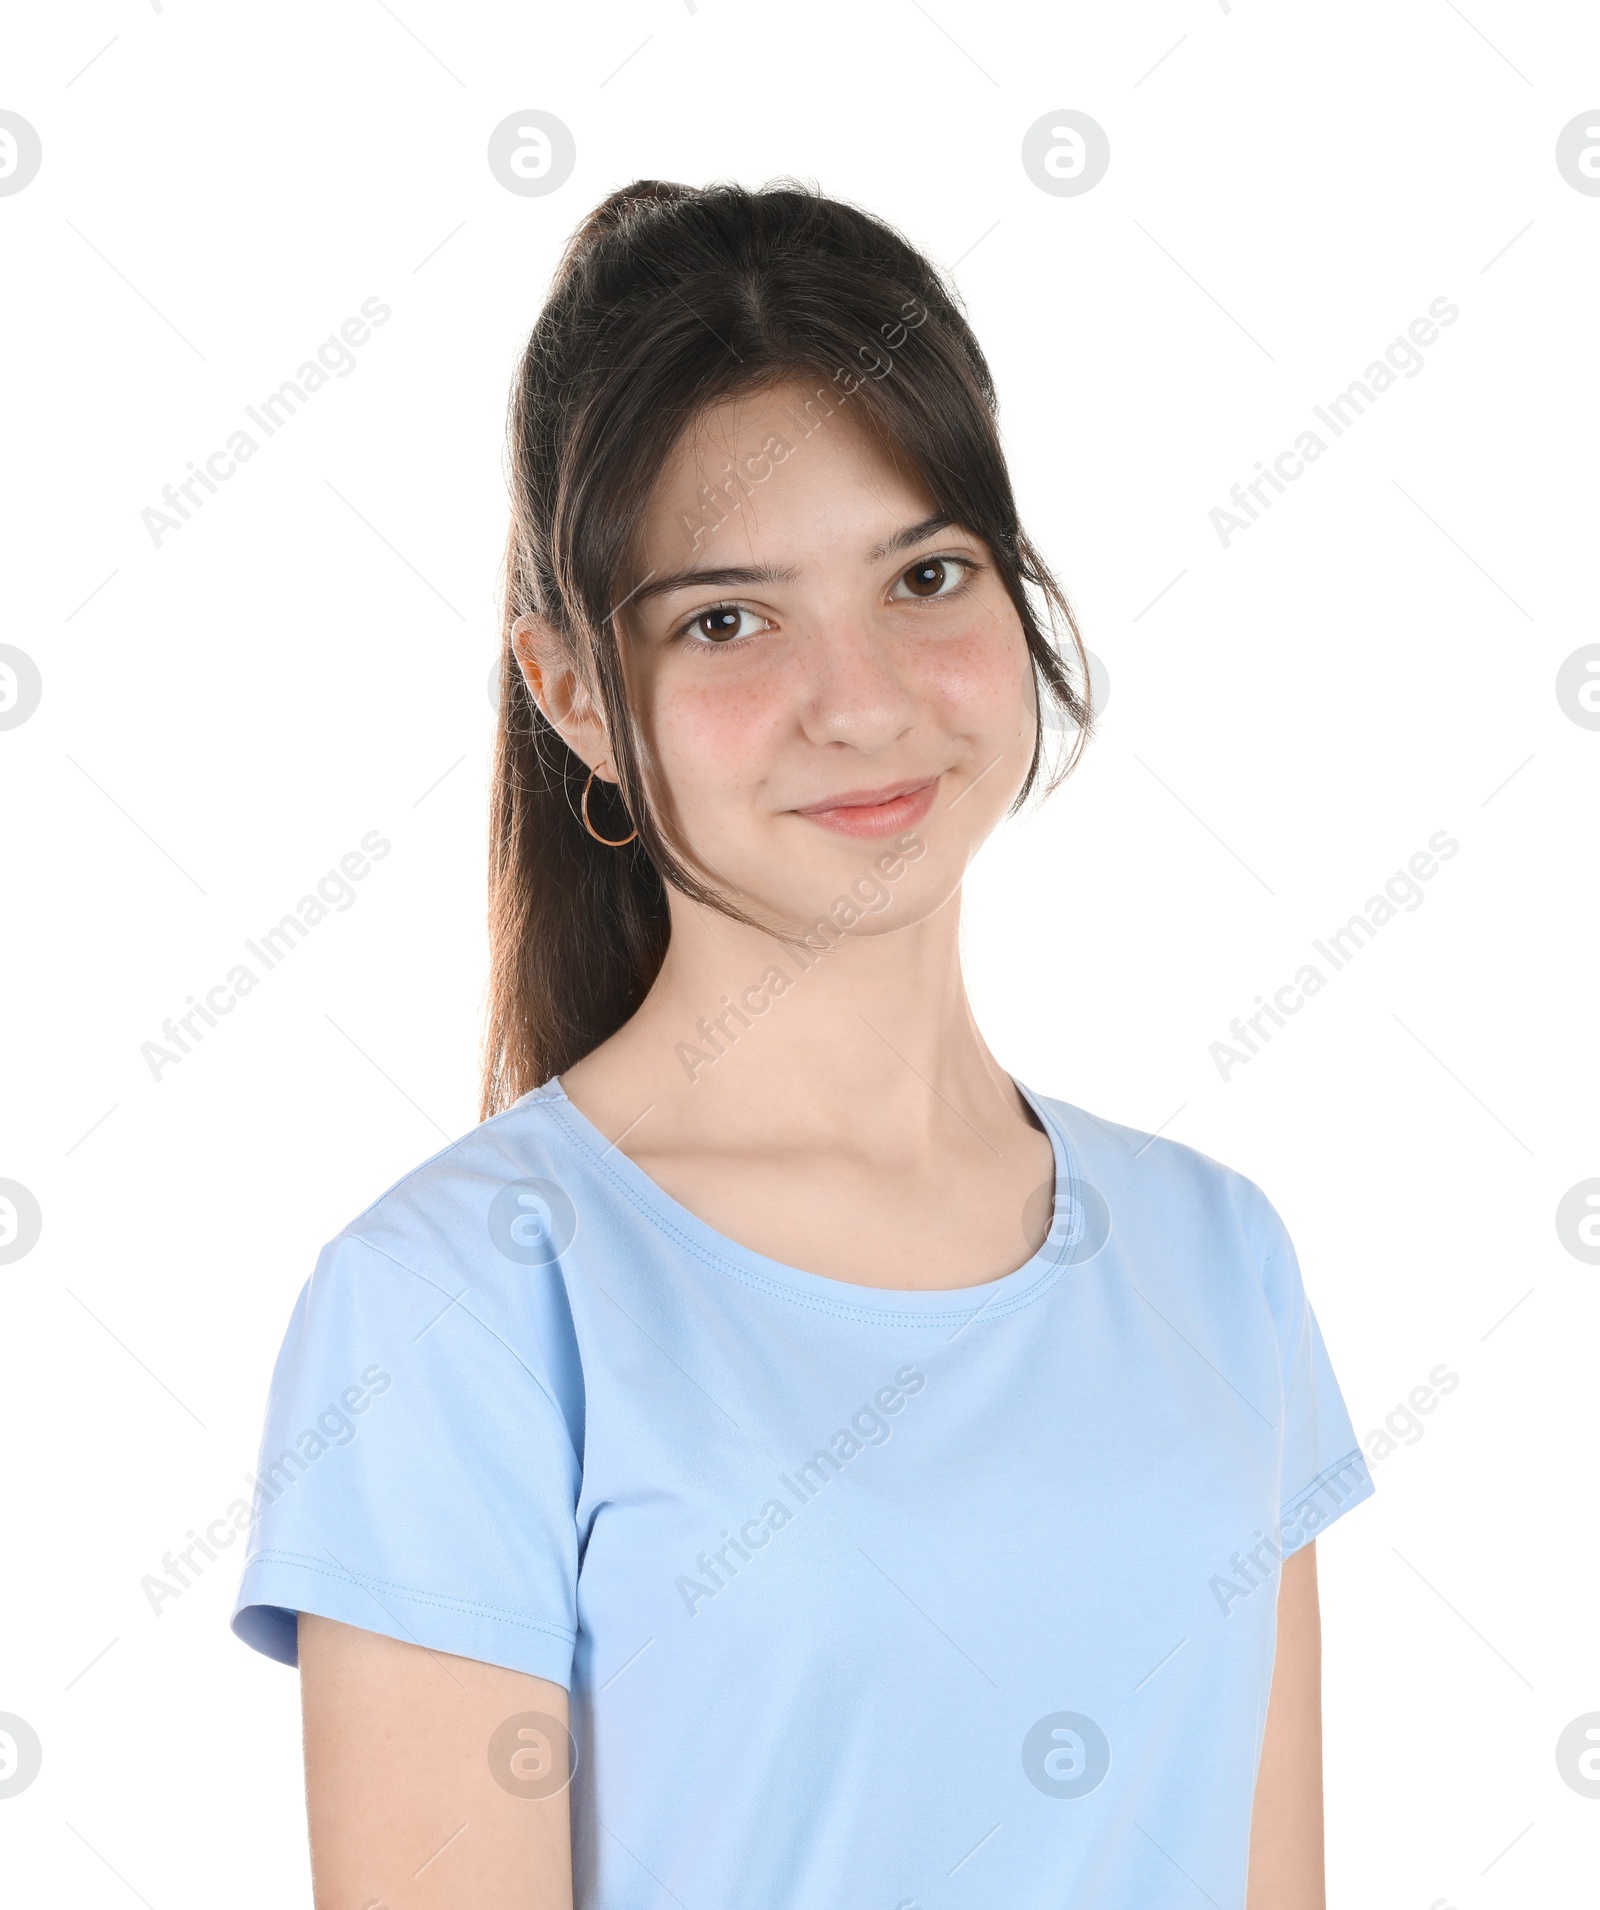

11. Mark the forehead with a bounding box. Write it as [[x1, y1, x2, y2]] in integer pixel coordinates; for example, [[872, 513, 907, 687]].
[[635, 381, 938, 567]]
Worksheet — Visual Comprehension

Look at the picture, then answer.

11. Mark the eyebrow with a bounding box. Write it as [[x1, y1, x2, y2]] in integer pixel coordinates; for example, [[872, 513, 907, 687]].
[[867, 513, 961, 562], [618, 512, 962, 614]]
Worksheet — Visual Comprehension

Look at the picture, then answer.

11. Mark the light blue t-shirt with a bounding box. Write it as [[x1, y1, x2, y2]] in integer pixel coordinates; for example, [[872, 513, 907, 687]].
[[233, 1076, 1372, 1908]]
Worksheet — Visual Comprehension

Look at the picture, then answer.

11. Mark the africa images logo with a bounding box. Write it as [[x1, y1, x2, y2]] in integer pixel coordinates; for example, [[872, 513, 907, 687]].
[[139, 299, 392, 548], [141, 1365, 390, 1617], [1208, 298, 1460, 548], [1210, 830, 1458, 1081], [140, 831, 391, 1080], [675, 1366, 928, 1616]]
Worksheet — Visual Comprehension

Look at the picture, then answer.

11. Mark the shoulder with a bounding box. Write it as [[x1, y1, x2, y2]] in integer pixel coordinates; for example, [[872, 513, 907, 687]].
[[276, 1087, 592, 1416], [1030, 1088, 1287, 1268], [284, 1088, 598, 1380], [326, 1085, 582, 1284]]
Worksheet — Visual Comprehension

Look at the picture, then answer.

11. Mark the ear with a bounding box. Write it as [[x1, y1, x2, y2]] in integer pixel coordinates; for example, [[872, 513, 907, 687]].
[[510, 614, 617, 780]]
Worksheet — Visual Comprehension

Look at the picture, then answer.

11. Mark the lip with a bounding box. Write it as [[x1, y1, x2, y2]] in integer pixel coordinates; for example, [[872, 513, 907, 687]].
[[790, 776, 940, 838]]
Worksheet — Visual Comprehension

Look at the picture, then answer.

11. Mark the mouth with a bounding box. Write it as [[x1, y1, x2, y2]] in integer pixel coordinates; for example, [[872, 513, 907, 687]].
[[790, 776, 940, 839]]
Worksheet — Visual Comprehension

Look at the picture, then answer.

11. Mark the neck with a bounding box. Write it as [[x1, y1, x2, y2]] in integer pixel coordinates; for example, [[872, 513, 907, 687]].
[[566, 883, 1028, 1155]]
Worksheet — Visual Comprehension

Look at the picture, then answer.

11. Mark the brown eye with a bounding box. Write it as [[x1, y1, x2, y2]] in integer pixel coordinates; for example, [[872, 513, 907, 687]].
[[902, 558, 951, 597], [890, 555, 973, 602], [687, 606, 752, 643]]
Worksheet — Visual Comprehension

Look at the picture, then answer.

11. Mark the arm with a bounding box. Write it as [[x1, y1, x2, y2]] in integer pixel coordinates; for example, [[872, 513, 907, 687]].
[[299, 1614, 574, 1910], [1247, 1540, 1324, 1910]]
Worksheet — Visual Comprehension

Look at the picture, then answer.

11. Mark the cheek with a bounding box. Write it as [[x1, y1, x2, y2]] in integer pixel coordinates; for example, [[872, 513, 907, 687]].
[[650, 665, 786, 798], [907, 616, 1032, 726]]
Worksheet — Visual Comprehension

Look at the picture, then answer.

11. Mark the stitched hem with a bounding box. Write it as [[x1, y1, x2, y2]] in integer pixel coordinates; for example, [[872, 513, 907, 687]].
[[243, 1548, 575, 1643], [540, 1088, 1085, 1328], [1277, 1447, 1374, 1555]]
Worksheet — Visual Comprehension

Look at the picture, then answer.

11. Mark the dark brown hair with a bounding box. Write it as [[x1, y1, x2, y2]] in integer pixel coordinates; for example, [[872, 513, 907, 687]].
[[483, 178, 1090, 1118]]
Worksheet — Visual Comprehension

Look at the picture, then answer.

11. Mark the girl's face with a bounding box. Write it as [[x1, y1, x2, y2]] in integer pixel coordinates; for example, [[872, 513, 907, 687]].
[[613, 381, 1041, 935]]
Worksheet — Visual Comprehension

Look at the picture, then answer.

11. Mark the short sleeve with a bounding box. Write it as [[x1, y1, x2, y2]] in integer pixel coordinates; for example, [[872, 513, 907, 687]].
[[231, 1230, 582, 1685], [1253, 1194, 1375, 1557]]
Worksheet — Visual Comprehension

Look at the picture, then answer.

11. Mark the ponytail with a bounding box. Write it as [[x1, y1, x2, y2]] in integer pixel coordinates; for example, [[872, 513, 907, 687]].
[[482, 557, 669, 1119]]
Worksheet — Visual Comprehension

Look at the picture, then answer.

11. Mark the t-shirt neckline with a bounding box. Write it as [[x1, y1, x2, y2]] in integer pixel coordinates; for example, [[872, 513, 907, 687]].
[[526, 1071, 1084, 1325]]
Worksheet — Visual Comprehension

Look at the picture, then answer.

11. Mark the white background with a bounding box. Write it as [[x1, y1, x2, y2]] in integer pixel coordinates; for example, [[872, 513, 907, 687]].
[[3, 2, 1596, 1905]]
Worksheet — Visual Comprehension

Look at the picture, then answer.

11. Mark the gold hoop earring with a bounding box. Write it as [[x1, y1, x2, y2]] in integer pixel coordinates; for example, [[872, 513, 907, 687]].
[[581, 769, 638, 847]]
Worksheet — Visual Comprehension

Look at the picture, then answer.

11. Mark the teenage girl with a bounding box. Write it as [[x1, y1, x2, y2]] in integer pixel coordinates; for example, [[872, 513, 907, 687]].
[[234, 179, 1372, 1910]]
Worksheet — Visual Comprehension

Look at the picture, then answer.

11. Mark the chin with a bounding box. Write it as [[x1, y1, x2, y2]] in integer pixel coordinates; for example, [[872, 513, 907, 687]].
[[758, 851, 952, 945]]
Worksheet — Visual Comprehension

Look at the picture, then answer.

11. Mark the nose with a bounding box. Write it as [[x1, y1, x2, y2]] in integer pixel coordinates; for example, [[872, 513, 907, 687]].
[[793, 609, 919, 753]]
